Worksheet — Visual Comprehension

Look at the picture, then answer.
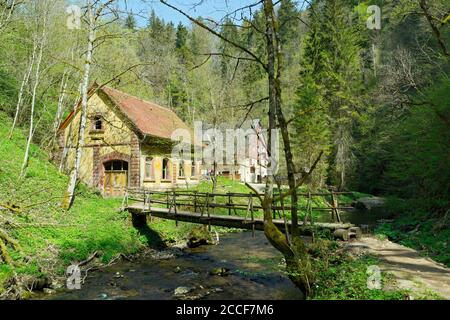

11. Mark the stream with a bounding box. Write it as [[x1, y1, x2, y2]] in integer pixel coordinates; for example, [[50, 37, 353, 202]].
[[45, 206, 390, 300], [47, 231, 303, 300]]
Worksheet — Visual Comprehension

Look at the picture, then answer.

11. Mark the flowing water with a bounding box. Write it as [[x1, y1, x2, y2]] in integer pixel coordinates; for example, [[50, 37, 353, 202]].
[[48, 231, 303, 300], [45, 206, 389, 300]]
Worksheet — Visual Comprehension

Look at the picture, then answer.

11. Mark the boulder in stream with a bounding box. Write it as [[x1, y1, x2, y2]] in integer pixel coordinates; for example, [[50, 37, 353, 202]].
[[174, 266, 182, 273], [152, 251, 175, 260], [99, 293, 108, 300], [174, 286, 193, 296], [187, 226, 214, 248], [209, 267, 231, 276], [355, 196, 385, 211]]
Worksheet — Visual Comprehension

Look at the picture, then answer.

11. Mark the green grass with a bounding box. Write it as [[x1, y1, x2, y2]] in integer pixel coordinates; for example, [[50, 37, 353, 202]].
[[375, 197, 449, 267], [376, 219, 450, 267], [307, 240, 410, 300], [0, 112, 192, 295], [311, 254, 409, 300]]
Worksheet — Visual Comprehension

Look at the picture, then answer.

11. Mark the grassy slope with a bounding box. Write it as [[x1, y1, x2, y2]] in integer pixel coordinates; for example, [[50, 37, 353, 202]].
[[0, 112, 193, 294]]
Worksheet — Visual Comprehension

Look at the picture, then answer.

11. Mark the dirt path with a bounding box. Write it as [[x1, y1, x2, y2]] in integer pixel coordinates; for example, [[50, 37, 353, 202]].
[[345, 236, 450, 299]]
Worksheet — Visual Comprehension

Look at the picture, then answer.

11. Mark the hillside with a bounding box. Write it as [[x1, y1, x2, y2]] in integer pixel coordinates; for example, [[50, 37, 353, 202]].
[[0, 112, 186, 297]]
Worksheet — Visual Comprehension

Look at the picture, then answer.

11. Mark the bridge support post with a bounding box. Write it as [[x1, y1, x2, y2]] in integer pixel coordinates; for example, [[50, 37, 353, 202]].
[[207, 203, 211, 231], [166, 192, 169, 209], [250, 194, 255, 238], [143, 190, 146, 207], [330, 191, 342, 223]]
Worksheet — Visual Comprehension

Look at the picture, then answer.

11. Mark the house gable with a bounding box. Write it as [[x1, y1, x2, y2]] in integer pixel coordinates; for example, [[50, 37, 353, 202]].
[[59, 91, 139, 189]]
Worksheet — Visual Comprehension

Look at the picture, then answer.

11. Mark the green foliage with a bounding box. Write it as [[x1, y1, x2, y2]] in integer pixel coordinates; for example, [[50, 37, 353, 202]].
[[313, 256, 409, 300], [293, 0, 365, 189], [0, 69, 18, 114], [375, 197, 450, 267], [0, 113, 178, 290], [311, 249, 408, 300], [278, 0, 300, 47], [359, 78, 450, 205], [124, 13, 137, 31]]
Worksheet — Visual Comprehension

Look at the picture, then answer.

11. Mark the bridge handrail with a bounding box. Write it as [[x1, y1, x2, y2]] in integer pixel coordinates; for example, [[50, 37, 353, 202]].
[[125, 189, 356, 198], [124, 188, 357, 223]]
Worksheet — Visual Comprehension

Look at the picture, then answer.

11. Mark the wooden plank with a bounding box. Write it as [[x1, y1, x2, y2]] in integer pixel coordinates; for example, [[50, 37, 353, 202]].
[[126, 204, 354, 232]]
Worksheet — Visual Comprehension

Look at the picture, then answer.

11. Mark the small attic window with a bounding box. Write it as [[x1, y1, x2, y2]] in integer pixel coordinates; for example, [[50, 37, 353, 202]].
[[93, 115, 103, 131]]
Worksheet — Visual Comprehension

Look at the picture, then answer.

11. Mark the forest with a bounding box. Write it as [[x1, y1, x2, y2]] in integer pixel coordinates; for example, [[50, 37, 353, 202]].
[[0, 0, 448, 301]]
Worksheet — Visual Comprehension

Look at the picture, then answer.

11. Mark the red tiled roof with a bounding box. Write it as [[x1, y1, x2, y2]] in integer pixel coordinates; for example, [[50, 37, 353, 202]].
[[100, 86, 192, 140], [59, 84, 193, 142]]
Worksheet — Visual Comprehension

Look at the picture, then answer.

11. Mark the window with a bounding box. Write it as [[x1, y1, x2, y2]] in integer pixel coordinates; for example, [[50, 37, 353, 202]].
[[178, 162, 185, 178], [192, 161, 197, 177], [104, 160, 128, 171], [162, 158, 170, 180], [145, 157, 153, 180], [93, 115, 103, 131]]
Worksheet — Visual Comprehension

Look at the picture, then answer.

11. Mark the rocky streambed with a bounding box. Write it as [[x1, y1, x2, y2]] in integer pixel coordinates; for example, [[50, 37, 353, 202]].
[[44, 231, 303, 300]]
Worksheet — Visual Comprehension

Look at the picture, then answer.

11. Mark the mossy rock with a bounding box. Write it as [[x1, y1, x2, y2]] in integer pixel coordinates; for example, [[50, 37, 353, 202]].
[[209, 267, 230, 276], [187, 226, 214, 248]]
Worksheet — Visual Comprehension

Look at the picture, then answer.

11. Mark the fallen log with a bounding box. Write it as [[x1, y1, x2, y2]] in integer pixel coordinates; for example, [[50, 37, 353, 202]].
[[0, 227, 22, 265], [0, 203, 21, 214], [0, 228, 21, 250]]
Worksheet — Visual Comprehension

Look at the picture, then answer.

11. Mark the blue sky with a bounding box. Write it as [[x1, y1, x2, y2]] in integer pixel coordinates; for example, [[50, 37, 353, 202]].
[[123, 0, 272, 27]]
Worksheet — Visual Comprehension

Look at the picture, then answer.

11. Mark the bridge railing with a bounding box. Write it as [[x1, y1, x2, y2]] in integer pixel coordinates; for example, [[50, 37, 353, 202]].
[[123, 188, 357, 223]]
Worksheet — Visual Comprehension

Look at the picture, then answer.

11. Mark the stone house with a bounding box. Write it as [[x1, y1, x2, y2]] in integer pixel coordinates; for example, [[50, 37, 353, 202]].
[[57, 84, 200, 197]]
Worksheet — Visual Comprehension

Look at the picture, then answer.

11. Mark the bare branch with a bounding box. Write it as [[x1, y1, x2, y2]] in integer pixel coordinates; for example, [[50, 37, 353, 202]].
[[160, 0, 268, 72]]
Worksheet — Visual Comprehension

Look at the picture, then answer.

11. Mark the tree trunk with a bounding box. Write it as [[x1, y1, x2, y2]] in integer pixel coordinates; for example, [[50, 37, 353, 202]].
[[160, 0, 317, 299], [9, 53, 35, 140], [61, 1, 95, 210], [49, 71, 69, 148], [263, 0, 313, 297], [20, 10, 47, 178]]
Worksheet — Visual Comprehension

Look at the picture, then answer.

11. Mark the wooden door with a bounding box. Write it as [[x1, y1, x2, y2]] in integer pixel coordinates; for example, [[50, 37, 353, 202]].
[[104, 170, 128, 197]]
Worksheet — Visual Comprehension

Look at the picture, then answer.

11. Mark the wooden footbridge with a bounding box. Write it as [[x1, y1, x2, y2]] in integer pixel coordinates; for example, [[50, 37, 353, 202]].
[[123, 189, 362, 241]]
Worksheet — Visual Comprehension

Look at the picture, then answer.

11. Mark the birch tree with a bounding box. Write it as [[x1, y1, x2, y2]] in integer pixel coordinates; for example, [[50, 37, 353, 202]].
[[8, 49, 36, 139], [61, 0, 119, 210], [20, 0, 50, 177]]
